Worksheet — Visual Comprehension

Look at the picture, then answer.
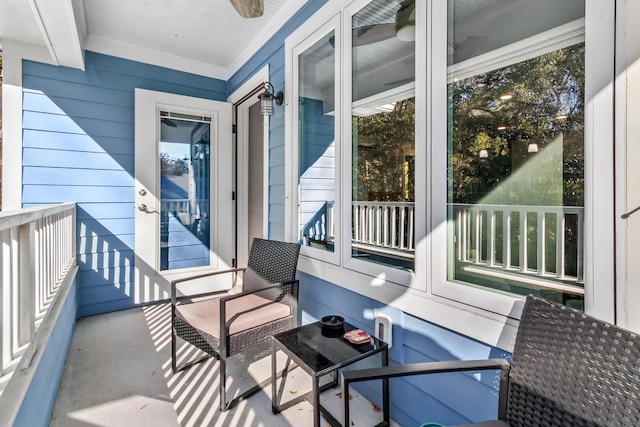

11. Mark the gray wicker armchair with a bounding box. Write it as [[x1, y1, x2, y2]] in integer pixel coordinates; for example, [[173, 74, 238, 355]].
[[171, 238, 301, 412], [342, 295, 640, 426]]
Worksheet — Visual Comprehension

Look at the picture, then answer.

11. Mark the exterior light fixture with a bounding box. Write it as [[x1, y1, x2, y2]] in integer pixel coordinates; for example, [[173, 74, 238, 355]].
[[497, 125, 507, 130], [527, 143, 539, 153], [258, 82, 283, 116], [479, 149, 489, 158], [395, 0, 415, 41]]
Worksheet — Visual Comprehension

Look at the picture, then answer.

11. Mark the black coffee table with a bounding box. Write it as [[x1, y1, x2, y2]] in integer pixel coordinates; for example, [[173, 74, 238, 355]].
[[271, 321, 389, 427]]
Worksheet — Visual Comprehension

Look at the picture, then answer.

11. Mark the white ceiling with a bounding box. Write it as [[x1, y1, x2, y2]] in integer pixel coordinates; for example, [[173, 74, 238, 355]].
[[0, 0, 304, 79]]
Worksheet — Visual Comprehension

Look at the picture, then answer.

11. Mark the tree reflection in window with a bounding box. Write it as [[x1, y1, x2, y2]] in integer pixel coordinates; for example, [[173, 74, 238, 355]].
[[448, 43, 585, 308]]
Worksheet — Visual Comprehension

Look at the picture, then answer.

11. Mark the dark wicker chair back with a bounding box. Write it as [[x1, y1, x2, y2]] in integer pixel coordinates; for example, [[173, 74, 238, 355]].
[[506, 295, 640, 426], [243, 238, 301, 292], [341, 295, 640, 426]]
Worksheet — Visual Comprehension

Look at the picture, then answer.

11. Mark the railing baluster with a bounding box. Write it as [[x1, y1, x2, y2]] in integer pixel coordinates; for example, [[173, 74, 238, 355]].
[[474, 210, 481, 264], [503, 209, 511, 269], [408, 206, 414, 251], [1, 230, 9, 376], [0, 203, 77, 392], [455, 207, 461, 261], [399, 206, 406, 250], [375, 205, 382, 246], [391, 207, 397, 249], [557, 212, 565, 279], [488, 209, 495, 266], [537, 213, 545, 276], [577, 210, 584, 281], [18, 224, 35, 352], [519, 211, 527, 272], [461, 208, 468, 262]]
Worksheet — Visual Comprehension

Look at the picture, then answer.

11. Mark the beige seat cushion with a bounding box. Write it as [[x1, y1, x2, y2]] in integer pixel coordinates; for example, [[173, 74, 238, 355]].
[[176, 293, 290, 338]]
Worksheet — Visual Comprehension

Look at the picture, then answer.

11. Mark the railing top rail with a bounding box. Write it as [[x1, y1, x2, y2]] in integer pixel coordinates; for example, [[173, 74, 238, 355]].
[[0, 203, 76, 232], [450, 203, 584, 213], [353, 201, 415, 207]]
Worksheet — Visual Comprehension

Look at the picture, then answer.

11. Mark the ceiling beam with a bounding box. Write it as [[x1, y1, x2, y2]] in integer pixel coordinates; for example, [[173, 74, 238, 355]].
[[28, 0, 86, 70]]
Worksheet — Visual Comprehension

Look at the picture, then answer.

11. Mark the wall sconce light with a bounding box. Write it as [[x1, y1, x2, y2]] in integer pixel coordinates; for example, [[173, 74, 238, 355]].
[[258, 82, 283, 116], [479, 149, 489, 158], [527, 143, 539, 153]]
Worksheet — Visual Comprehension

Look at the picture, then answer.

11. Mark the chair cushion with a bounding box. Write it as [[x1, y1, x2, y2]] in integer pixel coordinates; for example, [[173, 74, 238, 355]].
[[175, 293, 291, 338]]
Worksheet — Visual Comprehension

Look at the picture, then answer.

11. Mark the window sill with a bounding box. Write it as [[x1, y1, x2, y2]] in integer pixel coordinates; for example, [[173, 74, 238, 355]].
[[298, 255, 520, 351]]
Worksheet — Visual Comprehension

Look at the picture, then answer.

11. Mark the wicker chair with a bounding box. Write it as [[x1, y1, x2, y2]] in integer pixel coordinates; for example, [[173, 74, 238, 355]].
[[342, 295, 640, 426], [171, 238, 300, 411]]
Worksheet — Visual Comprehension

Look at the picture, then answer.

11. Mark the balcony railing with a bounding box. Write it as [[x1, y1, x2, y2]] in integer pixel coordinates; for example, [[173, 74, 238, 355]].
[[0, 203, 77, 400], [352, 201, 415, 254], [307, 201, 583, 293], [452, 203, 584, 294]]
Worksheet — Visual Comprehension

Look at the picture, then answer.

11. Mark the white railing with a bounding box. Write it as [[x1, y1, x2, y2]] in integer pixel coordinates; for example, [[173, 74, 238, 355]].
[[452, 203, 584, 289], [352, 201, 415, 253], [0, 203, 77, 397]]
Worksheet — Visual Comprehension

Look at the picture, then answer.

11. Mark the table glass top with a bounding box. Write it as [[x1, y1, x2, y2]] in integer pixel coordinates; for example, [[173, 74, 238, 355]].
[[272, 321, 387, 376]]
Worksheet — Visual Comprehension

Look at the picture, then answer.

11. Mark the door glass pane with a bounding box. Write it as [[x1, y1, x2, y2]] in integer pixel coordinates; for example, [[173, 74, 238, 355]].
[[159, 112, 211, 271], [351, 0, 415, 272], [298, 30, 336, 252], [446, 0, 585, 309]]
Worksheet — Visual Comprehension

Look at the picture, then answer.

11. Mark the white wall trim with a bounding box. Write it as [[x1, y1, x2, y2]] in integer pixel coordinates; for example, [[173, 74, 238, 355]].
[[2, 39, 55, 211], [85, 35, 228, 80], [615, 0, 640, 331], [228, 65, 270, 266], [582, 0, 616, 322]]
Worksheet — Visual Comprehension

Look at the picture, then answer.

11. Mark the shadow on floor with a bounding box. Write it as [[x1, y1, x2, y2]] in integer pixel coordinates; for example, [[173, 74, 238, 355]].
[[50, 303, 396, 427]]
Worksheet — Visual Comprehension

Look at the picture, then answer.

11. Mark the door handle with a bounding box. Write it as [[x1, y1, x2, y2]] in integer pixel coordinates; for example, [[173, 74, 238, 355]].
[[138, 204, 157, 213]]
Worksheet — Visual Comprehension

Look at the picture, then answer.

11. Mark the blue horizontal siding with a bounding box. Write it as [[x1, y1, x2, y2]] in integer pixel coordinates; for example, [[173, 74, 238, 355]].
[[22, 149, 133, 172], [76, 203, 134, 220], [23, 167, 133, 186], [22, 51, 227, 316], [79, 250, 134, 271], [79, 267, 133, 289], [23, 130, 133, 155], [298, 272, 508, 426], [24, 90, 134, 122]]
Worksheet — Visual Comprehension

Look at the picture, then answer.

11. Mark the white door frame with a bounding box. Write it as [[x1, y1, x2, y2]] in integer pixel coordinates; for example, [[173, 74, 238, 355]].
[[228, 66, 270, 268], [134, 88, 233, 303]]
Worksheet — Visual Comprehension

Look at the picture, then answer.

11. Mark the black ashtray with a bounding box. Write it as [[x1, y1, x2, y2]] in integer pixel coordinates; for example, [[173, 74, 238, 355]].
[[321, 315, 345, 333]]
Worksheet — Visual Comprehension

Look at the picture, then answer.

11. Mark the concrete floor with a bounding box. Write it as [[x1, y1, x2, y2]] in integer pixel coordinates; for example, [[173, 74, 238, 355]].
[[50, 303, 398, 427]]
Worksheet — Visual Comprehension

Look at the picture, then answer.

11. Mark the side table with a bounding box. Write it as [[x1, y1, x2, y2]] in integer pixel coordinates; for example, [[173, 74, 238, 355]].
[[271, 321, 389, 427]]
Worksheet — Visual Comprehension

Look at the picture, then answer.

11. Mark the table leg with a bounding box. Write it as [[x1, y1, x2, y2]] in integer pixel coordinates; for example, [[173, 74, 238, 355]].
[[313, 375, 320, 427], [271, 339, 278, 414], [382, 349, 389, 425]]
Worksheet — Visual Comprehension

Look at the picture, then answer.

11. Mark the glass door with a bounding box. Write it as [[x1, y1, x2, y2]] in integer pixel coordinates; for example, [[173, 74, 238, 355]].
[[159, 112, 212, 271], [134, 90, 233, 303]]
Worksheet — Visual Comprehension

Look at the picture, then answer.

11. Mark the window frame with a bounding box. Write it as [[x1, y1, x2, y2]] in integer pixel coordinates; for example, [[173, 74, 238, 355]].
[[286, 12, 343, 266], [285, 0, 616, 345], [340, 0, 423, 288], [430, 0, 615, 320]]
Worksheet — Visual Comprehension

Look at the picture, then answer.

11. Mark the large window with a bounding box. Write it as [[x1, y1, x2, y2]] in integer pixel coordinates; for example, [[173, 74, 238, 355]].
[[287, 0, 614, 324], [351, 0, 415, 272], [445, 0, 587, 309], [297, 27, 338, 255]]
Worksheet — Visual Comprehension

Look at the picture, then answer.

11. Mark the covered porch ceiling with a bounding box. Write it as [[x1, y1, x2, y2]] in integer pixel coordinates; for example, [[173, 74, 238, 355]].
[[0, 0, 302, 79]]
